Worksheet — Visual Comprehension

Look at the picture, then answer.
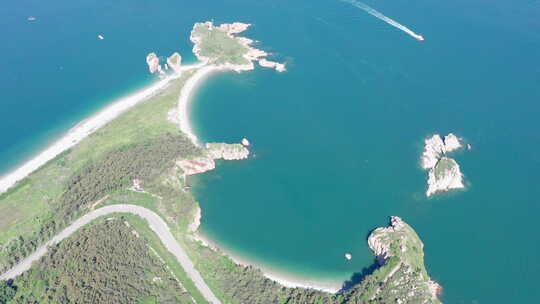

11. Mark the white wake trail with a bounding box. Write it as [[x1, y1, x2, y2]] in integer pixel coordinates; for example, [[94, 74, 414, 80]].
[[341, 0, 424, 41]]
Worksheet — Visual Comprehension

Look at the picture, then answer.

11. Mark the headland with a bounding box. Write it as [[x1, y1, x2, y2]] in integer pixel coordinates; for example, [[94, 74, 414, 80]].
[[0, 21, 442, 304]]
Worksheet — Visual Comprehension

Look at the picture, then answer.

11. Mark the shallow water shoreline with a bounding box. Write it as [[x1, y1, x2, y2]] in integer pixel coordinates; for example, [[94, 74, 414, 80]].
[[192, 228, 342, 293], [0, 74, 178, 194], [0, 58, 342, 293]]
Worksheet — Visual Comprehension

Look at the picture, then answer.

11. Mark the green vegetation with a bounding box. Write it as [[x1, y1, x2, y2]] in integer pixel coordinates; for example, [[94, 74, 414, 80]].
[[0, 28, 441, 303], [434, 157, 458, 179], [182, 225, 440, 304], [7, 217, 195, 304], [0, 281, 16, 303], [0, 72, 199, 273], [60, 133, 198, 218], [353, 218, 441, 304], [118, 215, 209, 304], [192, 22, 251, 65]]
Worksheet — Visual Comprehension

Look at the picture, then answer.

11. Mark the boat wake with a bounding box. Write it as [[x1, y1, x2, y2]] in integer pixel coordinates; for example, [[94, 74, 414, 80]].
[[340, 0, 424, 41]]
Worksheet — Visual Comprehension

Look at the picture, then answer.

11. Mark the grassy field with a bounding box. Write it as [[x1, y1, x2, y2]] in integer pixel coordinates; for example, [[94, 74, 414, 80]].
[[434, 157, 459, 179], [192, 23, 251, 66]]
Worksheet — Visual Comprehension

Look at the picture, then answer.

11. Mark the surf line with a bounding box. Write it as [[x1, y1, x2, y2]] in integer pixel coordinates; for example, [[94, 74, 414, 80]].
[[340, 0, 424, 41]]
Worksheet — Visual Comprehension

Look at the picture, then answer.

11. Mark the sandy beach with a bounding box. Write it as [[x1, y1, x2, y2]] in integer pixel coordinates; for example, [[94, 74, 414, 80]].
[[177, 65, 220, 145], [0, 59, 337, 294], [0, 60, 208, 194], [0, 75, 179, 194], [192, 229, 341, 293], [0, 32, 330, 296]]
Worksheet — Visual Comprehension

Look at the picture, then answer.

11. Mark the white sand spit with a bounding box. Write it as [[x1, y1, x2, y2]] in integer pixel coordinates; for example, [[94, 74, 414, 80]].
[[0, 75, 178, 194]]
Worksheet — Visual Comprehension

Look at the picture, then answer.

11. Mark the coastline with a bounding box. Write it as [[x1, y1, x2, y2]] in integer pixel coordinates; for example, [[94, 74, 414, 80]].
[[177, 65, 219, 146], [0, 21, 312, 300], [0, 74, 178, 194], [0, 58, 340, 299], [0, 60, 341, 295], [192, 224, 342, 294], [0, 60, 211, 195]]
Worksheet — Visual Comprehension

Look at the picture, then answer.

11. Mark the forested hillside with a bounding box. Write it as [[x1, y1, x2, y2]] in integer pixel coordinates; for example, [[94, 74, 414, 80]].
[[4, 217, 193, 304]]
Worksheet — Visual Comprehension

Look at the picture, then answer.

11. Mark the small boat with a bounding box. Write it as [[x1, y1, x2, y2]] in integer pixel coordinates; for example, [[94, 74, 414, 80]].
[[416, 35, 425, 42], [98, 35, 105, 40], [27, 16, 37, 21]]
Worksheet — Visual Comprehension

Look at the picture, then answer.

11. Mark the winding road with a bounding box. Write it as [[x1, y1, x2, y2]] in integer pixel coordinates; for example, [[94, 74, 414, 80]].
[[0, 204, 221, 304]]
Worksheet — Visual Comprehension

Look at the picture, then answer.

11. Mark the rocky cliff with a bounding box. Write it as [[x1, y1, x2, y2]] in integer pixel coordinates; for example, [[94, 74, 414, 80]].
[[366, 217, 442, 303], [206, 143, 249, 160], [177, 141, 250, 176], [421, 133, 465, 197], [177, 157, 216, 176], [427, 157, 464, 197], [146, 53, 162, 74]]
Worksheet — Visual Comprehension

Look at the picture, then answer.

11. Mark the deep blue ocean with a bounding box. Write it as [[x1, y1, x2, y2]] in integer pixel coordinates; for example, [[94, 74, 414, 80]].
[[2, 0, 540, 302]]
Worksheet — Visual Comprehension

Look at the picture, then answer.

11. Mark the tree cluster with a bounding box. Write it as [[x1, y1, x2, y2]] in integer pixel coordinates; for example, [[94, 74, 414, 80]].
[[7, 218, 191, 304], [1, 133, 199, 275]]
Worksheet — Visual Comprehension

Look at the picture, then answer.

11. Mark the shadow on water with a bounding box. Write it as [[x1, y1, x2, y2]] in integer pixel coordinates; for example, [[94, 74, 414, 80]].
[[339, 227, 382, 292], [339, 258, 379, 292]]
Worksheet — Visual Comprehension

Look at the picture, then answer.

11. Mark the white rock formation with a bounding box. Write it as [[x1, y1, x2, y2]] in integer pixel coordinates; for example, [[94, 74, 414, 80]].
[[177, 157, 215, 175], [259, 58, 287, 72], [217, 22, 251, 34], [167, 52, 182, 73], [206, 143, 249, 160], [421, 133, 466, 197], [421, 135, 446, 170], [177, 142, 250, 176], [443, 133, 462, 153], [146, 52, 162, 74], [368, 216, 406, 264], [367, 217, 442, 303], [426, 157, 464, 197]]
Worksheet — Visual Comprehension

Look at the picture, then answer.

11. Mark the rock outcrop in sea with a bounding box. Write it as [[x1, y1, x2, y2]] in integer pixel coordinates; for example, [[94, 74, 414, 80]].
[[366, 216, 442, 303], [190, 21, 287, 72], [177, 141, 250, 176], [258, 58, 286, 72], [167, 52, 182, 73], [421, 133, 466, 197], [146, 53, 163, 74], [206, 143, 249, 160]]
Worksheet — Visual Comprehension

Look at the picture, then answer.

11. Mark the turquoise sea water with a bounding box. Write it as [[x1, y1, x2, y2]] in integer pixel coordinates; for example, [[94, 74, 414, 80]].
[[2, 0, 540, 302]]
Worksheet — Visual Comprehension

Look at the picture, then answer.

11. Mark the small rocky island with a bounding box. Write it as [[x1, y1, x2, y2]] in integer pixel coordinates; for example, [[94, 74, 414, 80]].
[[421, 134, 466, 197], [191, 22, 286, 72], [145, 52, 163, 75], [167, 52, 182, 73], [367, 217, 442, 303], [146, 21, 286, 76]]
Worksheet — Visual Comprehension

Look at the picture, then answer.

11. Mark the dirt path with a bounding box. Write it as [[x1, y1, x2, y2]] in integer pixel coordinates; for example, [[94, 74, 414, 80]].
[[0, 204, 221, 304]]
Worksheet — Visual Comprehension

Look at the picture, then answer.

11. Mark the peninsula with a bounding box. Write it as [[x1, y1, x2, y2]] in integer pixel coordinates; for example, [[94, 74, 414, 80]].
[[1, 21, 442, 304], [366, 217, 442, 303], [421, 134, 466, 197]]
